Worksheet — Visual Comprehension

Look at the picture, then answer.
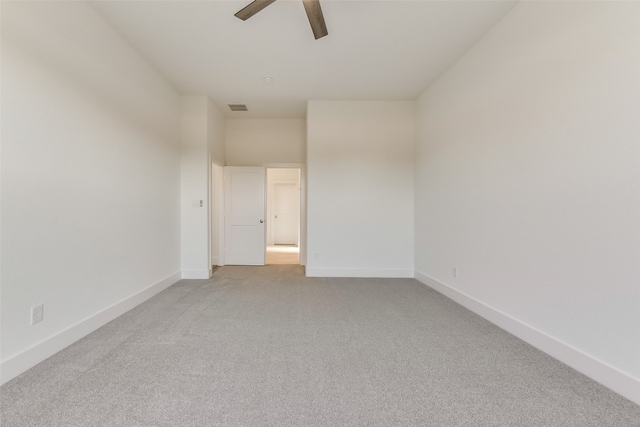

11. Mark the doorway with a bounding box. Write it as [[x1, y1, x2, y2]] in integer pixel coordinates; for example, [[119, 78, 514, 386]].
[[223, 166, 266, 265], [266, 168, 300, 265]]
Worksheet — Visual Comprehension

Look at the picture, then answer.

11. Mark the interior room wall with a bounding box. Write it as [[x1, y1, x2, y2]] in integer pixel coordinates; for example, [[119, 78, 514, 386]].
[[208, 98, 226, 268], [0, 2, 181, 384], [180, 96, 211, 279], [208, 98, 225, 167], [414, 1, 640, 403], [306, 101, 415, 278], [225, 119, 305, 166], [181, 97, 225, 277]]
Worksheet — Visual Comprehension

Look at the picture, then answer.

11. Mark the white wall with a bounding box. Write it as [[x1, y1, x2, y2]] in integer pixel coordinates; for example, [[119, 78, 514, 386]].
[[414, 1, 640, 403], [208, 98, 225, 167], [181, 96, 225, 278], [306, 101, 415, 277], [225, 119, 305, 166], [180, 96, 209, 278], [207, 99, 225, 267], [1, 2, 181, 384]]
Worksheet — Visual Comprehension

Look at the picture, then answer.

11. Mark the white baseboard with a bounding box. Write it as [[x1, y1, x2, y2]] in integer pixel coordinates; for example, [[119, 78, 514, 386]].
[[181, 269, 211, 279], [211, 256, 219, 266], [414, 270, 640, 406], [306, 267, 414, 278], [0, 271, 181, 386]]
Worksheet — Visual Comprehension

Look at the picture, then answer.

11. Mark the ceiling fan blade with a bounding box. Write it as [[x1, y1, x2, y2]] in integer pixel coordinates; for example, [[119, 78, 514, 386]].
[[235, 0, 277, 21], [302, 0, 328, 40]]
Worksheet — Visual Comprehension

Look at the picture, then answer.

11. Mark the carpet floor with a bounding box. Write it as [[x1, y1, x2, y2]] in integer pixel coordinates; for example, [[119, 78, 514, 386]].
[[1, 265, 639, 426]]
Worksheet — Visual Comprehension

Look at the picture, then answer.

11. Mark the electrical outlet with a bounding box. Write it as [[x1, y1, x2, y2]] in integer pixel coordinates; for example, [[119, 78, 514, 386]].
[[452, 267, 458, 278], [31, 304, 44, 325]]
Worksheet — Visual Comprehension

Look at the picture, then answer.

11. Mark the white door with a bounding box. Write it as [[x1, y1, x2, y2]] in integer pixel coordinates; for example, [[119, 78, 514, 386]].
[[224, 167, 265, 265], [273, 183, 300, 245]]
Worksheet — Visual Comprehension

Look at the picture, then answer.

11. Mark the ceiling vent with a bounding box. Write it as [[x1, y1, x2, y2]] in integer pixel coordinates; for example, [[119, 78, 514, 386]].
[[228, 104, 248, 112]]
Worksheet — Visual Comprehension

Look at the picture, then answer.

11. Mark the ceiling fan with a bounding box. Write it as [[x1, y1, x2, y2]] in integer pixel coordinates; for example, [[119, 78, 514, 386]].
[[235, 0, 328, 40]]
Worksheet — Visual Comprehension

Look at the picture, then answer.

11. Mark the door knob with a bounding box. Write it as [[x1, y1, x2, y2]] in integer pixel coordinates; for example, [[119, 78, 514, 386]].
[[260, 219, 264, 223]]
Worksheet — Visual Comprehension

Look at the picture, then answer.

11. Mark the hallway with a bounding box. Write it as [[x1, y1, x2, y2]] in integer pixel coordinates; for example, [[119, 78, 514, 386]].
[[266, 245, 299, 265]]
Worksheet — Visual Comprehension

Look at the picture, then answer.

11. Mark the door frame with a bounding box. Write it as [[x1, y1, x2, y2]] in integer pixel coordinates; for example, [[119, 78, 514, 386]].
[[264, 163, 307, 266], [210, 162, 224, 267]]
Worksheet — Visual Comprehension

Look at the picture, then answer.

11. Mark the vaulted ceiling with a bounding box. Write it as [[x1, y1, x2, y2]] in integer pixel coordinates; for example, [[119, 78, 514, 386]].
[[91, 0, 516, 118]]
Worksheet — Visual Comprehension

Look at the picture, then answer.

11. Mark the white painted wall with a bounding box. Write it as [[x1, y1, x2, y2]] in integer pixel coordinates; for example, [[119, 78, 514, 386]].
[[306, 101, 415, 277], [414, 1, 640, 403], [0, 2, 181, 384], [181, 96, 225, 278], [208, 98, 225, 167], [180, 96, 210, 278], [225, 119, 305, 166], [208, 99, 225, 267]]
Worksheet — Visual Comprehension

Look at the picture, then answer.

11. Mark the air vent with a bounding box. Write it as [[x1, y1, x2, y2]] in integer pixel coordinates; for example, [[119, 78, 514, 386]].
[[228, 104, 248, 112]]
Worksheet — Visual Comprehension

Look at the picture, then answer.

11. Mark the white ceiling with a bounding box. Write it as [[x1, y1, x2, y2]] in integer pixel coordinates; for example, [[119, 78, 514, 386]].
[[91, 0, 516, 118]]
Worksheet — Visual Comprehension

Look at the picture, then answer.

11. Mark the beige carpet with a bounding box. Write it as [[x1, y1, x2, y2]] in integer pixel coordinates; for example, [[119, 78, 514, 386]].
[[1, 265, 638, 426]]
